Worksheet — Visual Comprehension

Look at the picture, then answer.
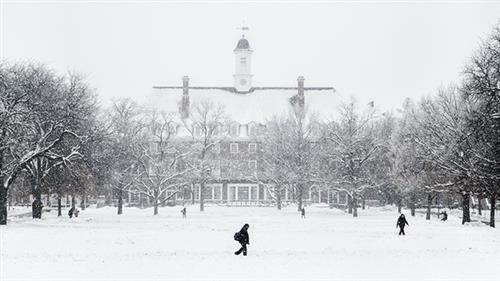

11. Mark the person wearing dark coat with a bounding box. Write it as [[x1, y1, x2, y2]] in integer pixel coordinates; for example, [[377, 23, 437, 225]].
[[181, 207, 186, 218], [68, 206, 75, 218], [441, 211, 448, 221], [234, 223, 250, 256], [301, 207, 306, 218], [396, 214, 409, 235]]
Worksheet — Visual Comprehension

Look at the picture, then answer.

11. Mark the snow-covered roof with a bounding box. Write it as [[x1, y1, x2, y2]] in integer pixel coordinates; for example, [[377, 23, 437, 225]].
[[146, 86, 339, 124]]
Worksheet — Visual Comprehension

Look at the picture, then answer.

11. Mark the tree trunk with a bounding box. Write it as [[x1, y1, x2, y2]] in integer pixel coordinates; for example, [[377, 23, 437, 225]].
[[461, 192, 471, 224], [117, 188, 123, 215], [153, 198, 159, 215], [191, 184, 195, 205], [31, 173, 43, 219], [410, 202, 416, 217], [80, 192, 86, 210], [477, 195, 482, 216], [352, 196, 358, 217], [347, 195, 353, 214], [105, 187, 112, 206], [57, 196, 62, 217], [328, 189, 333, 209], [397, 199, 402, 213], [489, 193, 496, 228], [0, 185, 7, 225], [200, 183, 205, 212], [277, 188, 282, 210], [297, 185, 303, 212], [46, 190, 51, 207], [426, 193, 432, 220], [0, 133, 8, 225], [362, 197, 366, 210]]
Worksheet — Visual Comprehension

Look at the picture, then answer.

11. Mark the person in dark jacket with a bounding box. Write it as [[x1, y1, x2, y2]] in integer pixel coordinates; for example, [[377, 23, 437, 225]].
[[68, 206, 75, 218], [301, 207, 306, 218], [181, 207, 186, 218], [441, 211, 448, 221], [396, 214, 409, 235], [234, 223, 250, 256]]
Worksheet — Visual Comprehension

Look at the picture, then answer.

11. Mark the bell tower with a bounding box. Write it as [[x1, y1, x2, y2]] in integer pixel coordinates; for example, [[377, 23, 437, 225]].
[[233, 26, 253, 92]]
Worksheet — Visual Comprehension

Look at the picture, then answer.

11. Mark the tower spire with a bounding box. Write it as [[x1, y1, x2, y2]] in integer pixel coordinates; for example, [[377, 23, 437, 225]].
[[233, 25, 253, 92], [238, 23, 249, 38]]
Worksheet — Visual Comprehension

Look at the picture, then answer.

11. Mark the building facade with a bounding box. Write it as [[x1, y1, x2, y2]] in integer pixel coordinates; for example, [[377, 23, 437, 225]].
[[147, 35, 348, 206]]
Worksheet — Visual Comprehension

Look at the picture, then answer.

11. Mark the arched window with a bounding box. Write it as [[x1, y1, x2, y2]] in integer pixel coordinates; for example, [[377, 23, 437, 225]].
[[247, 123, 256, 137]]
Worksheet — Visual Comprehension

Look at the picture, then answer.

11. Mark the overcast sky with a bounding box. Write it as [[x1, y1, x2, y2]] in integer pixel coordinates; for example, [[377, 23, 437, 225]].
[[1, 1, 499, 110]]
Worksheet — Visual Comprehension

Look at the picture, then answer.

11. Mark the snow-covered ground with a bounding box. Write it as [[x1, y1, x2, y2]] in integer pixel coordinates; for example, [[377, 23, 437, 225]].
[[1, 205, 499, 281]]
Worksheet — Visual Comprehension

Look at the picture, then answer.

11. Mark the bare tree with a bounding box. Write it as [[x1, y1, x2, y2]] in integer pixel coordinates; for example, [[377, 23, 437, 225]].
[[0, 64, 94, 223], [463, 25, 500, 227], [322, 100, 380, 217], [182, 99, 226, 212], [108, 99, 144, 215], [130, 110, 192, 215]]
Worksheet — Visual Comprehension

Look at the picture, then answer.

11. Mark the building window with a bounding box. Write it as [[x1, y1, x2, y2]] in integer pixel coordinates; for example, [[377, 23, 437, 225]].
[[212, 143, 220, 154], [238, 186, 249, 201], [248, 143, 257, 153], [248, 160, 257, 170], [230, 124, 240, 137], [240, 57, 246, 64], [230, 143, 239, 154], [247, 123, 255, 137], [251, 186, 258, 201], [214, 186, 222, 200]]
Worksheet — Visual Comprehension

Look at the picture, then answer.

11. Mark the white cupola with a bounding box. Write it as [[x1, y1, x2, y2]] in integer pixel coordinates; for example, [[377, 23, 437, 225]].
[[233, 36, 253, 92]]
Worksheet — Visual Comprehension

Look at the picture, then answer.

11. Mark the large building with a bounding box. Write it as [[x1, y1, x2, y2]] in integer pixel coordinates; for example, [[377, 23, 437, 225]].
[[147, 34, 346, 206]]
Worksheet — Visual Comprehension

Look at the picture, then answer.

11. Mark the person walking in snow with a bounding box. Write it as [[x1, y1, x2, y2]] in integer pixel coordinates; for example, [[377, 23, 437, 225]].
[[68, 206, 74, 218], [68, 206, 75, 218], [441, 211, 448, 221], [301, 207, 306, 218], [234, 223, 250, 256], [181, 207, 186, 218], [396, 214, 409, 235]]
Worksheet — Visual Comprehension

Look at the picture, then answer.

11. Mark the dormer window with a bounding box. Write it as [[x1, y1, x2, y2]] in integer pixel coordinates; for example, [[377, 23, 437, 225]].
[[247, 123, 256, 137], [230, 123, 240, 137]]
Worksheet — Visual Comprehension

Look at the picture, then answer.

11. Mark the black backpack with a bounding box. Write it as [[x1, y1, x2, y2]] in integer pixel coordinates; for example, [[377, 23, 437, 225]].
[[234, 232, 240, 241]]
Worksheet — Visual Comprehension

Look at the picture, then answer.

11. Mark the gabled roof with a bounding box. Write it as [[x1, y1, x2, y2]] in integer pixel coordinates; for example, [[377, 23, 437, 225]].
[[146, 86, 339, 124]]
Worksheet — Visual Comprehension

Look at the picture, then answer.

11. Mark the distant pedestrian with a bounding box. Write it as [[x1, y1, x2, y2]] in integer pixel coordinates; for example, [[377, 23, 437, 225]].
[[441, 211, 448, 221], [396, 214, 409, 235], [68, 206, 74, 218], [181, 207, 186, 218], [301, 207, 306, 218], [234, 223, 250, 256], [74, 208, 79, 217]]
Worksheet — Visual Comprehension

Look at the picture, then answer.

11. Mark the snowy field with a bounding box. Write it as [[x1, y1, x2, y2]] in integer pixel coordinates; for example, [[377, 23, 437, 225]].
[[1, 205, 499, 281]]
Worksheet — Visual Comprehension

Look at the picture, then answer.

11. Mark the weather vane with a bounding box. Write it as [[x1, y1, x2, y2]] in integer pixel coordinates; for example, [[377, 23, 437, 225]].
[[238, 22, 249, 38]]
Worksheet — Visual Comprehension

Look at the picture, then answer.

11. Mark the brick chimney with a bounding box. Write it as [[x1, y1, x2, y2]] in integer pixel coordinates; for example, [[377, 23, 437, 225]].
[[180, 76, 190, 119], [297, 76, 305, 108]]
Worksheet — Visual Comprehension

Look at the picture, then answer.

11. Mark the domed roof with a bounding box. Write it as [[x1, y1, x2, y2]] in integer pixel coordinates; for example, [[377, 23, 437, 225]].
[[236, 37, 250, 49]]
